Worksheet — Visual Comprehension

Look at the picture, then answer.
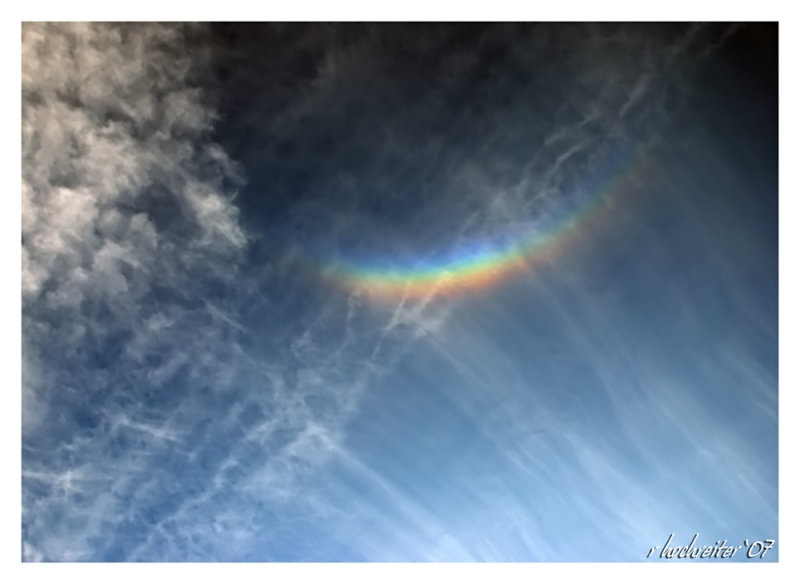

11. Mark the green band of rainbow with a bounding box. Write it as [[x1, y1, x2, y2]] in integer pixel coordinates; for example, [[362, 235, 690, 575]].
[[313, 145, 641, 301]]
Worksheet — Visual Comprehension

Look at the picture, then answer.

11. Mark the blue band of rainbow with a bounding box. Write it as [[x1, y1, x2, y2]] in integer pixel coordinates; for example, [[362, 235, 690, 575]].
[[310, 143, 641, 301]]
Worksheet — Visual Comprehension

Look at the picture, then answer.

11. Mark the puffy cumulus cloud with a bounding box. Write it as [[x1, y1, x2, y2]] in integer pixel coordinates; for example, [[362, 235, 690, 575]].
[[21, 25, 397, 562], [22, 23, 246, 295], [22, 22, 247, 426], [21, 23, 253, 560]]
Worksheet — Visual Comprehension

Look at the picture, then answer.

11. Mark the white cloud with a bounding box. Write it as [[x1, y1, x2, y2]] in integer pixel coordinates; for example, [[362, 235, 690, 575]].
[[21, 23, 255, 560]]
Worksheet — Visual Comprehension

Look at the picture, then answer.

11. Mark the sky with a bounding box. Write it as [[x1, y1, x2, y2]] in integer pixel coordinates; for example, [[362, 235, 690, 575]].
[[19, 22, 779, 562]]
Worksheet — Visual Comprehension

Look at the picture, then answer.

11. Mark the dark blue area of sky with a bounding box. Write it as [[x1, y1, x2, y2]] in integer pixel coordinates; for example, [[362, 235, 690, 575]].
[[208, 24, 779, 560]]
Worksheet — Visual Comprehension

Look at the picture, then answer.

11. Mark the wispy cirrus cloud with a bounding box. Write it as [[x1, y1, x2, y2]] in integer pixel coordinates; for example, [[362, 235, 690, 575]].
[[21, 23, 776, 562], [21, 22, 386, 561]]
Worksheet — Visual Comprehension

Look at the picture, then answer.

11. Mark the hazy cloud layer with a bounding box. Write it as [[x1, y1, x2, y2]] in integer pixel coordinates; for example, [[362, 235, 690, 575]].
[[21, 23, 777, 561]]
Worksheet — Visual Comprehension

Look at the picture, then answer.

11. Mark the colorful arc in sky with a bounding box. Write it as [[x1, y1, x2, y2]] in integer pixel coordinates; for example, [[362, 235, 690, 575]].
[[316, 147, 641, 301]]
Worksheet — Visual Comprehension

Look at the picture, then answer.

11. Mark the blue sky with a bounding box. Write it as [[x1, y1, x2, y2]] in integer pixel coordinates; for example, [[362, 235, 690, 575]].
[[20, 22, 778, 562]]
